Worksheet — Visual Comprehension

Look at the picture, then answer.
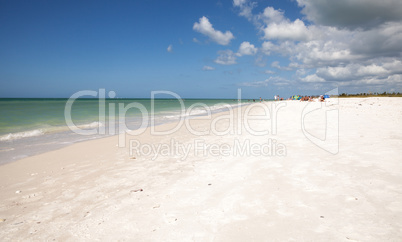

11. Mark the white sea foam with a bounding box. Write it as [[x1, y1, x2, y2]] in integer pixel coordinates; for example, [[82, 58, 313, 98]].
[[76, 121, 103, 129], [160, 102, 245, 121], [0, 122, 104, 142], [188, 108, 209, 116], [0, 129, 45, 141], [0, 147, 15, 152], [209, 103, 238, 110]]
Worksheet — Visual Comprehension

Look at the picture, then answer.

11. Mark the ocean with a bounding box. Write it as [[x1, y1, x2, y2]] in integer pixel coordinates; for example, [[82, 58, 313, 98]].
[[0, 98, 250, 164]]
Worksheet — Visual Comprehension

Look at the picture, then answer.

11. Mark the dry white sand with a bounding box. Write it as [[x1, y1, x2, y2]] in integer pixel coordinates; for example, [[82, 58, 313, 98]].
[[1, 97, 402, 241]]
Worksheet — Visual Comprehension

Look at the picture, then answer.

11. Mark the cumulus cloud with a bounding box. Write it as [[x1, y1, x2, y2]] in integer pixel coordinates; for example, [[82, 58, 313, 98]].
[[256, 6, 312, 41], [314, 61, 402, 82], [296, 60, 402, 89], [271, 61, 293, 71], [215, 50, 237, 65], [261, 41, 275, 55], [237, 41, 257, 56], [233, 0, 256, 20], [193, 16, 234, 45], [261, 6, 285, 24], [232, 0, 402, 91], [301, 74, 326, 83], [263, 19, 310, 41]]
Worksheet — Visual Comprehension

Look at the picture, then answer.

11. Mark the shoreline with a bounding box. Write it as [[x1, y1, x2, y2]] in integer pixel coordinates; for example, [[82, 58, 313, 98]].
[[1, 97, 402, 240], [0, 101, 250, 165]]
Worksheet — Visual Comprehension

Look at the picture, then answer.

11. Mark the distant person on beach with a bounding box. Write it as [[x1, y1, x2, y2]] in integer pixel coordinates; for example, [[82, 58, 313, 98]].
[[319, 95, 325, 102]]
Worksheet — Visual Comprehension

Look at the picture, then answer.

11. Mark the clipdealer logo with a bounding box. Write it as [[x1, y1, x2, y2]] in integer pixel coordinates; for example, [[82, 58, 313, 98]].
[[63, 88, 340, 159]]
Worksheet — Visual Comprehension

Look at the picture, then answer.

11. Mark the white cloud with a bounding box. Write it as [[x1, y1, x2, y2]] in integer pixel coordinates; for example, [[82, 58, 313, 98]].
[[301, 74, 325, 83], [215, 50, 237, 65], [263, 19, 311, 41], [261, 41, 275, 55], [243, 6, 311, 41], [237, 41, 257, 56], [383, 60, 402, 73], [295, 41, 357, 67], [271, 61, 280, 69], [193, 16, 234, 45], [296, 68, 308, 77], [261, 29, 361, 68], [202, 66, 215, 71], [233, 0, 247, 6], [167, 44, 173, 52], [353, 74, 402, 87], [314, 62, 399, 82], [297, 60, 402, 89], [356, 64, 388, 76], [261, 7, 285, 24], [233, 0, 402, 92], [233, 0, 256, 20], [271, 61, 293, 71]]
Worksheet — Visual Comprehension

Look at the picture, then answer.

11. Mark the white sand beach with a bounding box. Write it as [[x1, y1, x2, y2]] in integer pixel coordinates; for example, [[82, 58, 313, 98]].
[[1, 97, 402, 241]]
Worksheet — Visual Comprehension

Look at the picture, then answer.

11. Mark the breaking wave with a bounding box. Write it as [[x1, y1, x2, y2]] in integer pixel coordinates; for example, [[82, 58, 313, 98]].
[[0, 129, 45, 141]]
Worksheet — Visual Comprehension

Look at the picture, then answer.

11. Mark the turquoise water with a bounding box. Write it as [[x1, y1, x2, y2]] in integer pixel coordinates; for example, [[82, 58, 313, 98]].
[[0, 98, 249, 164]]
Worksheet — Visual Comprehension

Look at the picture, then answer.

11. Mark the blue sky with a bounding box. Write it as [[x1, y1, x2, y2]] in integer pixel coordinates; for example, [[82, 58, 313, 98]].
[[1, 0, 402, 98]]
